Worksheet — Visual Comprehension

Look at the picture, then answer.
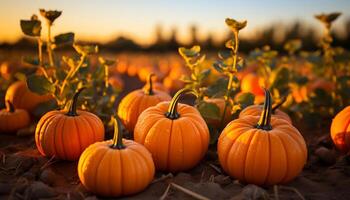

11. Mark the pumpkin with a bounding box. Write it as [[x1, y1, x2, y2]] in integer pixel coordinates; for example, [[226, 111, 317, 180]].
[[330, 106, 350, 153], [239, 97, 292, 124], [134, 88, 210, 172], [127, 64, 138, 77], [35, 88, 104, 160], [5, 81, 53, 111], [203, 98, 232, 128], [118, 74, 171, 132], [0, 100, 30, 133], [78, 116, 155, 197], [217, 89, 307, 185], [240, 73, 265, 96]]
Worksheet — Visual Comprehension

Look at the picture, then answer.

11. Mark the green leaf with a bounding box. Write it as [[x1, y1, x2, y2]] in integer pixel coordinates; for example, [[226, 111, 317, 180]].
[[218, 50, 231, 59], [178, 45, 200, 58], [26, 74, 55, 95], [197, 101, 221, 120], [22, 56, 39, 66], [54, 32, 74, 47], [32, 99, 58, 118], [20, 19, 41, 37], [39, 9, 62, 24], [198, 69, 211, 81], [73, 44, 98, 55], [213, 61, 225, 73], [225, 18, 247, 31], [270, 67, 290, 90], [205, 78, 228, 97], [236, 92, 255, 108]]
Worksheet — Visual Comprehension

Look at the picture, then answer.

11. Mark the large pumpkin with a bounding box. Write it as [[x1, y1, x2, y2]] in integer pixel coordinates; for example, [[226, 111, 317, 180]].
[[35, 88, 104, 160], [118, 74, 171, 132], [330, 106, 350, 153], [78, 116, 155, 197], [134, 88, 210, 172], [0, 100, 30, 133], [239, 98, 292, 124], [218, 89, 307, 185], [5, 81, 53, 111]]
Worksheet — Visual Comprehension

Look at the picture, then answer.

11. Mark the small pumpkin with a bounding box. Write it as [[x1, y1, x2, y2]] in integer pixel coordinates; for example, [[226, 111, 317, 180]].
[[118, 74, 171, 132], [240, 73, 265, 96], [35, 88, 104, 160], [239, 97, 292, 124], [330, 106, 350, 153], [218, 89, 307, 185], [134, 88, 210, 172], [78, 116, 155, 197], [0, 100, 30, 133], [5, 81, 53, 112]]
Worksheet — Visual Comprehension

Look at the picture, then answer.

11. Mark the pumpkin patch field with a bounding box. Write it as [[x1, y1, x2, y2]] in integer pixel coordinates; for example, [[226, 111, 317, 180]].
[[1, 2, 350, 200]]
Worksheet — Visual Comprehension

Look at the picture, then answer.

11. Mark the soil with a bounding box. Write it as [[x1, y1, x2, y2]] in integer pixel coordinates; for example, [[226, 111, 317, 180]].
[[1, 75, 350, 200]]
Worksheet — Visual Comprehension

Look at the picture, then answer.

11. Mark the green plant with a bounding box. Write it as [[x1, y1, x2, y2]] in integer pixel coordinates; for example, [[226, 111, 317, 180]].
[[20, 9, 119, 121], [213, 18, 247, 128]]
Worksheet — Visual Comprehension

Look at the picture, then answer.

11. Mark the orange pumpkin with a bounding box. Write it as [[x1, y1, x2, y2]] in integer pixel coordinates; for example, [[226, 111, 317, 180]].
[[240, 73, 265, 96], [35, 88, 104, 160], [0, 101, 30, 133], [5, 81, 53, 111], [118, 74, 171, 132], [203, 98, 232, 128], [330, 106, 350, 153], [78, 116, 155, 197], [134, 88, 210, 172], [239, 98, 292, 124], [218, 89, 307, 185]]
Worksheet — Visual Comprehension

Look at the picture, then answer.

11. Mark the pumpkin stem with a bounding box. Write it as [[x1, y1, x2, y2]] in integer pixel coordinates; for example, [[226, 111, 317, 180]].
[[272, 96, 286, 113], [66, 87, 85, 116], [145, 73, 155, 95], [111, 116, 125, 149], [256, 89, 272, 130], [6, 100, 15, 113], [166, 88, 195, 119]]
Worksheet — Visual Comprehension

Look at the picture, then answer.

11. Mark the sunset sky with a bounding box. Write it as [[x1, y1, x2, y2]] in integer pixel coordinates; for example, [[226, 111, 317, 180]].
[[0, 0, 349, 45]]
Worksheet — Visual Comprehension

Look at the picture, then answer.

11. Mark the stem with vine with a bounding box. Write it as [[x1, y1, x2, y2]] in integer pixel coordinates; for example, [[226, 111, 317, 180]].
[[220, 31, 239, 129]]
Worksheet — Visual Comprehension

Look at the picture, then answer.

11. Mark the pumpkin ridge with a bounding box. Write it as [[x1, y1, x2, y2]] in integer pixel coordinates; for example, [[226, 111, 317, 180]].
[[77, 114, 95, 150], [274, 132, 290, 183], [97, 148, 112, 194], [36, 112, 57, 154], [93, 147, 109, 193], [60, 117, 68, 160], [127, 147, 152, 179], [81, 115, 97, 143], [78, 143, 95, 183], [241, 129, 257, 183], [263, 133, 271, 185], [166, 119, 174, 171], [39, 114, 60, 155], [72, 117, 83, 154], [227, 129, 255, 181], [188, 119, 204, 157], [48, 115, 61, 156]]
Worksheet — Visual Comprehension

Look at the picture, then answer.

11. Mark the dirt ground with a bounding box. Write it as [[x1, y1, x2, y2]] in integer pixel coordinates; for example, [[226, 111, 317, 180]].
[[1, 75, 350, 200]]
